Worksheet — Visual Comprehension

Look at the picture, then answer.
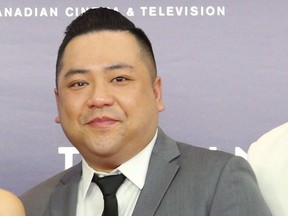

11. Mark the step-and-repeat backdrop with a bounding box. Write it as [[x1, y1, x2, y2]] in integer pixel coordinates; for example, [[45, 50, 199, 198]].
[[1, 1, 288, 195]]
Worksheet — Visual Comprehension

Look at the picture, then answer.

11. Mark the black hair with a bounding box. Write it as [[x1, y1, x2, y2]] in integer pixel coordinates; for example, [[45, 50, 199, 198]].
[[55, 7, 156, 86]]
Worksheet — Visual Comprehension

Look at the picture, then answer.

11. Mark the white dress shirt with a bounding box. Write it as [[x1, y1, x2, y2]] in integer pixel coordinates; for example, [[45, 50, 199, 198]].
[[248, 123, 288, 216], [76, 130, 157, 216]]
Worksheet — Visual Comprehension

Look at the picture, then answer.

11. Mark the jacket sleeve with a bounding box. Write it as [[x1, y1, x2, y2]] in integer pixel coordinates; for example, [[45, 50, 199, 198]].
[[209, 156, 271, 216]]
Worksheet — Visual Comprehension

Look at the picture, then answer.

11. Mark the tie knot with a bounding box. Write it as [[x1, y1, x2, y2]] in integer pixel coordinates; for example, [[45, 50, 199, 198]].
[[93, 174, 126, 196]]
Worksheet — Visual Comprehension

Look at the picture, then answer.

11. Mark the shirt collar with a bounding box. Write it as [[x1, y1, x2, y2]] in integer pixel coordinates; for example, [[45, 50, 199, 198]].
[[80, 129, 158, 199]]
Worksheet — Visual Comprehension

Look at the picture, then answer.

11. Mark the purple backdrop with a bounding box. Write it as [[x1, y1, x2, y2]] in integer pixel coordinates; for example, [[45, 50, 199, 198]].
[[1, 0, 288, 195]]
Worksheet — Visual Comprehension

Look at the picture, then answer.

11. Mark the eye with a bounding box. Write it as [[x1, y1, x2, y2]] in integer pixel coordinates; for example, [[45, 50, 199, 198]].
[[111, 76, 128, 83], [69, 81, 89, 88]]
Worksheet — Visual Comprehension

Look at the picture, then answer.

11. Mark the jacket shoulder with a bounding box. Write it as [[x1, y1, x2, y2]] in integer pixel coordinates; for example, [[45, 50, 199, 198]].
[[177, 141, 234, 164], [20, 163, 81, 216]]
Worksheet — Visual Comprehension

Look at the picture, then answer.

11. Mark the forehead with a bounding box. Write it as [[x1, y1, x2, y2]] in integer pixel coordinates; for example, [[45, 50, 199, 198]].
[[62, 31, 142, 66]]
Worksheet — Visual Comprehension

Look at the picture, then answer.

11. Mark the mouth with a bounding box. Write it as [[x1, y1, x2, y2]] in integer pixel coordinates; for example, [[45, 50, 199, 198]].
[[86, 116, 119, 128]]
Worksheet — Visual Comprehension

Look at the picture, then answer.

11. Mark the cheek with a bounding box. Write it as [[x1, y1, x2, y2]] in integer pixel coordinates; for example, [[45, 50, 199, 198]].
[[119, 88, 156, 115], [58, 95, 84, 119]]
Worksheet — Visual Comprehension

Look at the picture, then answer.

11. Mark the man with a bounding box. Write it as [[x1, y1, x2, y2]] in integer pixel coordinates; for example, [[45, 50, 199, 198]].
[[248, 122, 288, 216], [21, 8, 271, 216], [0, 188, 25, 216]]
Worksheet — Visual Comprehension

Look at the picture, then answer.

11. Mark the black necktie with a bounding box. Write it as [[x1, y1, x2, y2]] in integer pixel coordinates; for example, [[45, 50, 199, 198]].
[[92, 174, 126, 216]]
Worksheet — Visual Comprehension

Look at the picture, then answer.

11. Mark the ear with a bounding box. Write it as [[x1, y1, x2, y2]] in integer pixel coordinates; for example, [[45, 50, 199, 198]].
[[153, 76, 165, 112], [54, 88, 61, 124]]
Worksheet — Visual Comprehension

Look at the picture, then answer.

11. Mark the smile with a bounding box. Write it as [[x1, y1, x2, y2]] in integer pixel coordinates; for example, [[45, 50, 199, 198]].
[[86, 117, 119, 128]]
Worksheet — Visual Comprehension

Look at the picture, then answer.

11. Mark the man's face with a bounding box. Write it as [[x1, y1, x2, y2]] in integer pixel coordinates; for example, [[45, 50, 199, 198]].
[[55, 31, 164, 171]]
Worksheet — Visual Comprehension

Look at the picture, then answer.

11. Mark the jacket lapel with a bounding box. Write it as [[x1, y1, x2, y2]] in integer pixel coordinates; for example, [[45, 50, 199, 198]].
[[47, 163, 82, 216], [132, 129, 180, 216]]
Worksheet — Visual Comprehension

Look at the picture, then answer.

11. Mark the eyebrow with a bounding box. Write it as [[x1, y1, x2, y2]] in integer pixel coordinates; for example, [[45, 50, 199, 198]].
[[104, 63, 134, 71], [63, 63, 134, 80], [63, 68, 90, 80]]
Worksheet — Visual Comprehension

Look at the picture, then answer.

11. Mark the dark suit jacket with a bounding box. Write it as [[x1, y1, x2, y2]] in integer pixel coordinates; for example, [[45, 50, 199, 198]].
[[21, 129, 271, 216]]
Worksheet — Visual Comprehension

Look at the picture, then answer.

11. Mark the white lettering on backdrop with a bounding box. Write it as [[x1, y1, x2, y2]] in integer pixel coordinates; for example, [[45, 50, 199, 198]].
[[59, 146, 247, 170]]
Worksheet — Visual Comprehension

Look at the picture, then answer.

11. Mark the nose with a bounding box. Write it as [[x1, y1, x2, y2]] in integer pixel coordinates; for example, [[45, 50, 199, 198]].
[[87, 83, 114, 108]]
